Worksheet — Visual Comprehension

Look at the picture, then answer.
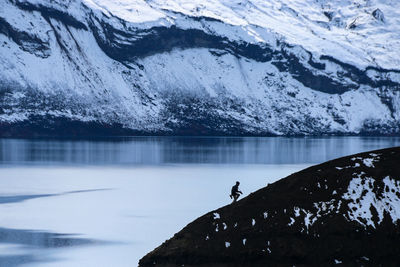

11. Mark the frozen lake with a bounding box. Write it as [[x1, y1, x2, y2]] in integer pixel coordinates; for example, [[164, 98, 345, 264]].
[[0, 136, 399, 266]]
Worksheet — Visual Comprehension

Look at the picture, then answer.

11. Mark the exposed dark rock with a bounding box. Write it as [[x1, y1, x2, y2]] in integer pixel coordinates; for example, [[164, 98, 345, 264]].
[[372, 9, 385, 22], [139, 147, 400, 266], [323, 11, 333, 21], [0, 115, 143, 138], [320, 55, 400, 89], [14, 0, 88, 30], [0, 17, 50, 57], [348, 19, 357, 30]]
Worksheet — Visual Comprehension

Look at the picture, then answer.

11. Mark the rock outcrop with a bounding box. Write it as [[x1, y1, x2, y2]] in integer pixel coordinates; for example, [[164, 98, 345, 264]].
[[139, 147, 400, 266]]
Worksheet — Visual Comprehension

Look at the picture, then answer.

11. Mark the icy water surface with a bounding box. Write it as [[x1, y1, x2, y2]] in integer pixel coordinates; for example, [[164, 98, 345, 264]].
[[0, 137, 399, 266]]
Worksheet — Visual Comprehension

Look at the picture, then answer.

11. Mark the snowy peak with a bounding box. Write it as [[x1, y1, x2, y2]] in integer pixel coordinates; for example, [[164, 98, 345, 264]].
[[139, 147, 400, 266]]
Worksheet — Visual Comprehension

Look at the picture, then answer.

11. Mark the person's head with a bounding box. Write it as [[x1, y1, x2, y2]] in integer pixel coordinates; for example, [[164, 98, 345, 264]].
[[236, 181, 240, 185]]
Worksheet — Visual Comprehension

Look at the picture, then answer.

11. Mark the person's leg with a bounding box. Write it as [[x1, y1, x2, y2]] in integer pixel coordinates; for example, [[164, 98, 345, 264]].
[[232, 194, 239, 203]]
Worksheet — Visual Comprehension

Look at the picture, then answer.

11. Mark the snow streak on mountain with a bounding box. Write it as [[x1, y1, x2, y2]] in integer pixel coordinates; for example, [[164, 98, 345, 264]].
[[1, 0, 399, 136]]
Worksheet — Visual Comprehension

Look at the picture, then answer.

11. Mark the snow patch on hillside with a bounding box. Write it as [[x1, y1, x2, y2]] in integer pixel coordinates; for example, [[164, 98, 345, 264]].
[[343, 174, 400, 228]]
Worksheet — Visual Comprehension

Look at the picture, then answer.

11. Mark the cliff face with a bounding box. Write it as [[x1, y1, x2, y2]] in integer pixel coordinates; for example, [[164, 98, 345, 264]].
[[139, 147, 400, 266], [1, 0, 400, 136]]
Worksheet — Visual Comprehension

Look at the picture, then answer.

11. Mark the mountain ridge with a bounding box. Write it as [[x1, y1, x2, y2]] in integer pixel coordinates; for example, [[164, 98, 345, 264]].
[[1, 0, 400, 136]]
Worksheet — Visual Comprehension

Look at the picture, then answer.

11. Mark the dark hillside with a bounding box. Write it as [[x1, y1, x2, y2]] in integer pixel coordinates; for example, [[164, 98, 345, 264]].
[[139, 147, 400, 266]]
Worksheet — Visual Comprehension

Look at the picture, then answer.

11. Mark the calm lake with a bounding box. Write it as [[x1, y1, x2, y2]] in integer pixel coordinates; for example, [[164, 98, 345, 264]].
[[0, 136, 399, 266]]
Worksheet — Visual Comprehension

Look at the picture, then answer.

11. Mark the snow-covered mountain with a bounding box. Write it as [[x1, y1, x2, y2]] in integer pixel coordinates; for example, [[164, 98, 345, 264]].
[[1, 0, 400, 136]]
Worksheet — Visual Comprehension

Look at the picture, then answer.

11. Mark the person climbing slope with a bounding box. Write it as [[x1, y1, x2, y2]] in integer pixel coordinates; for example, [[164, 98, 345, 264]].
[[230, 181, 242, 203]]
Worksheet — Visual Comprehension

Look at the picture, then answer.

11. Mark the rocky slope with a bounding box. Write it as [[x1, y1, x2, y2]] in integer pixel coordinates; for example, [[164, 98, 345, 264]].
[[1, 0, 400, 136], [139, 147, 400, 266]]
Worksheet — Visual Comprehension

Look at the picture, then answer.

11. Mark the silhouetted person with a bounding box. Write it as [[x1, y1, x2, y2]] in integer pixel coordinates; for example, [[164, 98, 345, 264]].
[[230, 181, 242, 203]]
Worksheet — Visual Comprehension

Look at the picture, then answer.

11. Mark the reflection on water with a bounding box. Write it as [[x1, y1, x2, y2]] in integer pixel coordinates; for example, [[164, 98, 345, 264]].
[[0, 189, 110, 204], [0, 226, 100, 267], [0, 254, 38, 267], [0, 137, 399, 166], [0, 189, 110, 266], [0, 227, 95, 248]]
